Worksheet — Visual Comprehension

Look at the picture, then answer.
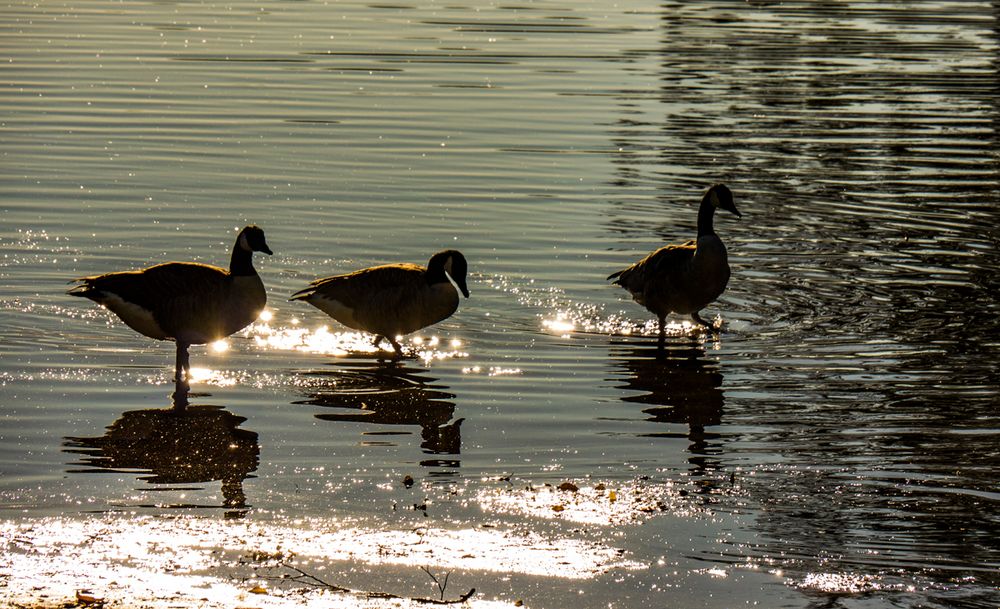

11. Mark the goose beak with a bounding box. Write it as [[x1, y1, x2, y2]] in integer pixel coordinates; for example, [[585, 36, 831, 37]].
[[457, 278, 470, 298], [260, 242, 274, 256]]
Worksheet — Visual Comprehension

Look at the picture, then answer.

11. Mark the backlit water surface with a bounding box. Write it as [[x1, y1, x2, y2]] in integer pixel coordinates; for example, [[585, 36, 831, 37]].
[[1, 1, 998, 607]]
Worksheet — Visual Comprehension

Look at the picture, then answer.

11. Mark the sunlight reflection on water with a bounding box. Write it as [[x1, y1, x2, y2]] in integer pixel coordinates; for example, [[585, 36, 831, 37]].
[[475, 479, 698, 526], [2, 0, 999, 607], [245, 314, 468, 363], [0, 515, 642, 607]]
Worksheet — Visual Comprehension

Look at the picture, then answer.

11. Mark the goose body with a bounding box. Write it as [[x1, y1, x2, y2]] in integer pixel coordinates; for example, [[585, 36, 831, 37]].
[[69, 225, 273, 395], [608, 184, 740, 334], [291, 250, 470, 358]]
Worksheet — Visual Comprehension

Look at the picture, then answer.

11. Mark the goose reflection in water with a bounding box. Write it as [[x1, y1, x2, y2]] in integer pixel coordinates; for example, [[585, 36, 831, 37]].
[[611, 338, 725, 475], [63, 401, 259, 509], [297, 361, 463, 468]]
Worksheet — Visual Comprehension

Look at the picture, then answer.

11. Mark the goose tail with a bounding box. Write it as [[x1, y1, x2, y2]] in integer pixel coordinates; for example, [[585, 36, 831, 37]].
[[67, 278, 99, 298], [607, 268, 627, 285], [288, 286, 314, 302]]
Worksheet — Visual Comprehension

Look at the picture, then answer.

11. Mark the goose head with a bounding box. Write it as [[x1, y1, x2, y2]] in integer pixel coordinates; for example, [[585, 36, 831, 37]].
[[706, 184, 741, 219], [237, 225, 274, 256], [429, 250, 470, 298]]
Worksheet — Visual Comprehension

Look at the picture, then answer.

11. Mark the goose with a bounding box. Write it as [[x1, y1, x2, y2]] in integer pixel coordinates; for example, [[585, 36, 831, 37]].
[[290, 250, 470, 359], [608, 184, 741, 336], [68, 225, 273, 393]]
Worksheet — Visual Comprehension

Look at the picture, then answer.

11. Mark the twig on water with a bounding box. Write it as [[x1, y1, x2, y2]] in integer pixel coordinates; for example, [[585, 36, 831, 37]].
[[279, 564, 350, 592], [260, 562, 476, 605], [420, 565, 450, 600]]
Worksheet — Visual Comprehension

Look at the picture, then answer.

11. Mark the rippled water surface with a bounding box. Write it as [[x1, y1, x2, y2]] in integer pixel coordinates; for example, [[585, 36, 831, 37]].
[[2, 1, 999, 607]]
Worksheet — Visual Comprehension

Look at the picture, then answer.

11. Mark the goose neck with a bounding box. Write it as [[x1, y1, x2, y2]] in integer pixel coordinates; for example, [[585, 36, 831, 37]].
[[230, 238, 257, 276], [697, 198, 717, 238]]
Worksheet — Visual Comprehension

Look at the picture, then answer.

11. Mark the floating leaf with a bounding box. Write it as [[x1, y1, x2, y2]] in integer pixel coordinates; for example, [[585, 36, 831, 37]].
[[557, 482, 579, 492], [76, 590, 103, 604]]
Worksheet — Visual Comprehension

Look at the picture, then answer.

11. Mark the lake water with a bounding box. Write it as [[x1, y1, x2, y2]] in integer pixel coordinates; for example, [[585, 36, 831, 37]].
[[1, 1, 998, 607]]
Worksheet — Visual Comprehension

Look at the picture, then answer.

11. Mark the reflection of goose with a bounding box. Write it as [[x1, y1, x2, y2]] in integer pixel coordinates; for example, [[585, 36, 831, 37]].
[[612, 339, 724, 435], [68, 226, 273, 399], [608, 184, 740, 334], [297, 361, 463, 465], [290, 250, 470, 359], [64, 403, 259, 508], [612, 339, 727, 483]]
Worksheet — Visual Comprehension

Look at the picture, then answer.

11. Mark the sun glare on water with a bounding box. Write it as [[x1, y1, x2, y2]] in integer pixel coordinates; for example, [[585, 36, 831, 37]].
[[243, 311, 467, 361]]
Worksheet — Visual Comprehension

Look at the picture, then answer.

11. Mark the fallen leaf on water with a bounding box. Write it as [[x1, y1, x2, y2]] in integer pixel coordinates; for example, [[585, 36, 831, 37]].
[[608, 491, 617, 503], [552, 505, 565, 512], [557, 482, 579, 493], [76, 589, 104, 604], [249, 585, 268, 594]]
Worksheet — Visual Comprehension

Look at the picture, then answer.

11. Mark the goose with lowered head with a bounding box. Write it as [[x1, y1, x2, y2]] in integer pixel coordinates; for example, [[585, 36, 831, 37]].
[[291, 249, 470, 359]]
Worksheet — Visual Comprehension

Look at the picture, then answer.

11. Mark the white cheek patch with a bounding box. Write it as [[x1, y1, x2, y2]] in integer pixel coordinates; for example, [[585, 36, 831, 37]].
[[239, 232, 252, 251], [442, 256, 453, 275], [101, 293, 169, 340]]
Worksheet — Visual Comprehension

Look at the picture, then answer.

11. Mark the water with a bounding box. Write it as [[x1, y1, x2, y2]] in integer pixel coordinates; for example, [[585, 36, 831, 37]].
[[2, 1, 999, 607]]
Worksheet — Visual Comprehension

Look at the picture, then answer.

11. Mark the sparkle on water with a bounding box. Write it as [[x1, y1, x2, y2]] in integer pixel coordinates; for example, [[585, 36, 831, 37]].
[[0, 516, 640, 607], [245, 313, 467, 363], [3, 0, 999, 607]]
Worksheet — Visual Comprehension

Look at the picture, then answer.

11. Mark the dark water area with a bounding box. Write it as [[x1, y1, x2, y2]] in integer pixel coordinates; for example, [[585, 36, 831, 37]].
[[1, 1, 998, 607]]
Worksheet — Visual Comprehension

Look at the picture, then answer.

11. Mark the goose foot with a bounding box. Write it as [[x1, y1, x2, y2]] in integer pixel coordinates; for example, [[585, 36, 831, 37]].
[[690, 312, 716, 331], [372, 334, 405, 360], [171, 388, 190, 409], [389, 337, 405, 361]]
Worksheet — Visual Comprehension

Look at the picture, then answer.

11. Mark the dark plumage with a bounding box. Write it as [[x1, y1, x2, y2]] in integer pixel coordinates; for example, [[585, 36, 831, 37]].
[[608, 184, 741, 335], [290, 250, 470, 359], [68, 225, 273, 396]]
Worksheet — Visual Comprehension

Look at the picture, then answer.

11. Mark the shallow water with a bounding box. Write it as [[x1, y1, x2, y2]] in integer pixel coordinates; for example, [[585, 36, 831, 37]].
[[1, 1, 999, 607]]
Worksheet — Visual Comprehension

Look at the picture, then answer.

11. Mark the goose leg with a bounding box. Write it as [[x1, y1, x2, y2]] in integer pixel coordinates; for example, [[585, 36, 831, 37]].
[[373, 335, 384, 349], [181, 343, 191, 382], [657, 316, 666, 338], [388, 336, 404, 360], [174, 343, 186, 386], [173, 342, 191, 406]]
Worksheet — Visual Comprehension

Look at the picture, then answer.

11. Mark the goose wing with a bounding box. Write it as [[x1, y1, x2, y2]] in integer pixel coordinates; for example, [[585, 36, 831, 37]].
[[608, 241, 696, 294], [71, 262, 230, 310], [291, 263, 457, 335], [71, 263, 238, 339], [291, 263, 425, 305]]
